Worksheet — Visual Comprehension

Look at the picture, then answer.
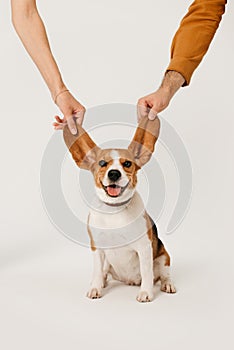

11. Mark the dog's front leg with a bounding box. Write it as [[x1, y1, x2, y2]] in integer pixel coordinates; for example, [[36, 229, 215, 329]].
[[136, 240, 154, 302], [87, 250, 105, 299]]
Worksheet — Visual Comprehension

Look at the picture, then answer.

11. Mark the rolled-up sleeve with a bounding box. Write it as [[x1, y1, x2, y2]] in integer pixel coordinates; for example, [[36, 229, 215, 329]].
[[166, 0, 226, 86]]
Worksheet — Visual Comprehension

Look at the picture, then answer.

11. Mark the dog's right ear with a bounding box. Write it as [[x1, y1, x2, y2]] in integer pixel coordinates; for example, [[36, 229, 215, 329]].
[[128, 116, 160, 168], [63, 124, 100, 170]]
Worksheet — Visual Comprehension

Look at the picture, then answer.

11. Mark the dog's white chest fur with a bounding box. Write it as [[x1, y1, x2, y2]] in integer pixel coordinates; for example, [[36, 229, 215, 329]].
[[88, 192, 148, 249], [88, 192, 149, 283], [104, 244, 142, 284]]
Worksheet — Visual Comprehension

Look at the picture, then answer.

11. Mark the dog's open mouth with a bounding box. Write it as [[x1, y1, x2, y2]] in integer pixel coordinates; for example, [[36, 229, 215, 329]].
[[102, 183, 129, 197]]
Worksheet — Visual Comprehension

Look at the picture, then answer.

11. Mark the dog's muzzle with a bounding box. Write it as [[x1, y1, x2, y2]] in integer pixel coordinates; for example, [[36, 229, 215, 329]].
[[101, 182, 129, 197]]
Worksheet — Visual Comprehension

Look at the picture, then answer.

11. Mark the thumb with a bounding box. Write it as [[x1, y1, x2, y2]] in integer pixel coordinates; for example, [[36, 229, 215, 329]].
[[148, 108, 158, 121], [66, 115, 77, 135]]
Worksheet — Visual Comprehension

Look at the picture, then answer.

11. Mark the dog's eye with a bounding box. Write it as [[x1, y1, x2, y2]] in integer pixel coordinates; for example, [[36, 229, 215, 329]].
[[123, 160, 132, 168], [99, 160, 107, 167]]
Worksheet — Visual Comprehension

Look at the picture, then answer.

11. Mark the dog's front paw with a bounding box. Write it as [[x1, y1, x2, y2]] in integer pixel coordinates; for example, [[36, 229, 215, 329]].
[[136, 291, 154, 303], [161, 281, 176, 294], [87, 288, 102, 299]]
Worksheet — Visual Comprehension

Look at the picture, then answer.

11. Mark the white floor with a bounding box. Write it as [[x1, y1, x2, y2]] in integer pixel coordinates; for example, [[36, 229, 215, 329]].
[[1, 209, 233, 350]]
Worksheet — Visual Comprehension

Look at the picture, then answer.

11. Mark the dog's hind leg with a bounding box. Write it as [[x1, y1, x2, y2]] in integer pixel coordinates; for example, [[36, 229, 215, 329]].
[[154, 253, 176, 294]]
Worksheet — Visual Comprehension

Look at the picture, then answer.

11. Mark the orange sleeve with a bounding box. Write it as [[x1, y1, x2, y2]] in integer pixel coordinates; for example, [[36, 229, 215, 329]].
[[166, 0, 226, 86]]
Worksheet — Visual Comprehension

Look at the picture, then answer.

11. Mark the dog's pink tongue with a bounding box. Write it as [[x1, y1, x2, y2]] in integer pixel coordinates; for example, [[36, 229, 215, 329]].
[[107, 186, 121, 197]]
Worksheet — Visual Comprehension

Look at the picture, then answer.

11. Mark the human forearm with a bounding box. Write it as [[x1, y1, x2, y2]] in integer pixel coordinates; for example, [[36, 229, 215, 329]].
[[138, 0, 226, 120], [11, 0, 86, 132], [11, 0, 65, 99], [167, 0, 226, 86]]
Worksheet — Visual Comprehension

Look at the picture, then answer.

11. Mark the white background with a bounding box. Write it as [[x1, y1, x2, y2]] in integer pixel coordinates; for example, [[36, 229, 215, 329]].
[[0, 1, 234, 349]]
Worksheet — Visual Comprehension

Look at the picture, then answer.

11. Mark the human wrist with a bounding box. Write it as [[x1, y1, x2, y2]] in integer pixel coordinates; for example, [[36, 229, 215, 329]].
[[54, 89, 70, 104], [160, 71, 185, 97], [50, 77, 67, 102]]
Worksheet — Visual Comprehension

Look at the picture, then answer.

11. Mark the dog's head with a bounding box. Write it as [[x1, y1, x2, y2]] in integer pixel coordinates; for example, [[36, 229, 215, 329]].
[[63, 117, 160, 204]]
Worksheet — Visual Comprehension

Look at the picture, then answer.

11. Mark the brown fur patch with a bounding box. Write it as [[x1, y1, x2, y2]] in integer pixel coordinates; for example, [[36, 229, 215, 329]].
[[92, 151, 114, 188], [143, 212, 170, 264], [128, 117, 160, 167], [157, 241, 170, 266], [143, 212, 153, 241], [63, 124, 100, 170], [143, 212, 158, 259], [87, 214, 96, 251], [119, 156, 138, 188]]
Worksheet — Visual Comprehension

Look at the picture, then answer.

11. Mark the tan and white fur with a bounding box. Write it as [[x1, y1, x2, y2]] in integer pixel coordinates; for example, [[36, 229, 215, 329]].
[[63, 116, 176, 302]]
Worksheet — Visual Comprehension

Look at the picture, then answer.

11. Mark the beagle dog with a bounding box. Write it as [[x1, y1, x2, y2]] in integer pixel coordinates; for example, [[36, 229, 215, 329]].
[[63, 117, 176, 302]]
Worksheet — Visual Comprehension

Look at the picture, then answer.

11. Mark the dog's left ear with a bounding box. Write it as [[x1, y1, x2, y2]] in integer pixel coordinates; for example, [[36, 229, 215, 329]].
[[128, 116, 160, 168], [63, 124, 100, 170]]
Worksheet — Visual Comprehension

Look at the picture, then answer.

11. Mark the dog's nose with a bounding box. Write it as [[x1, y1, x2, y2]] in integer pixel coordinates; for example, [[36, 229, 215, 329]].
[[108, 169, 121, 181]]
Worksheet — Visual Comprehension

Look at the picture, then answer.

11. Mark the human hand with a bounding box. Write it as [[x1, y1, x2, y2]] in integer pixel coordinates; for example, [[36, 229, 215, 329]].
[[137, 87, 172, 122], [137, 71, 185, 121], [53, 90, 86, 134]]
